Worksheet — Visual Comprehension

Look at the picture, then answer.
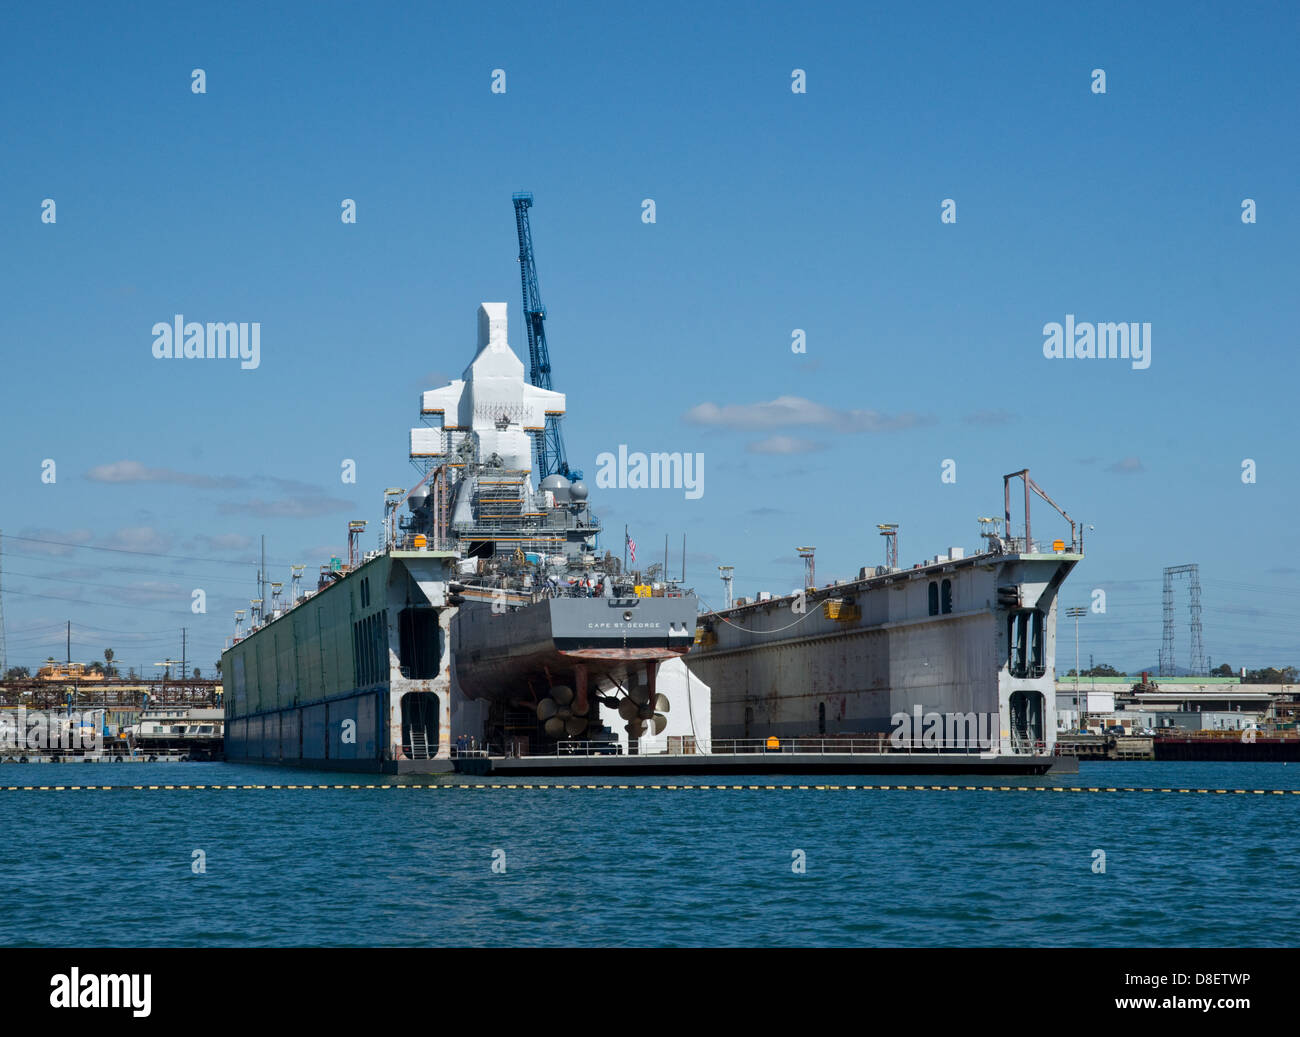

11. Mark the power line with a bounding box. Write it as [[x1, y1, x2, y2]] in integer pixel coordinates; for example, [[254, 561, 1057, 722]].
[[0, 586, 202, 615], [3, 532, 297, 569], [3, 549, 257, 586]]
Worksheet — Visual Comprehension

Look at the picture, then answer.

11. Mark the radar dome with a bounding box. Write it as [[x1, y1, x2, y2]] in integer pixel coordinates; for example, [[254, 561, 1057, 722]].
[[539, 474, 570, 493], [568, 480, 589, 501]]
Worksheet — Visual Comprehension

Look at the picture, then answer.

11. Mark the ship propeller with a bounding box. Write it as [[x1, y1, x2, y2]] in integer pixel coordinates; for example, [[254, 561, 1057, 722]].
[[625, 715, 666, 737], [538, 687, 588, 740], [615, 691, 669, 738], [543, 716, 566, 738], [550, 685, 575, 707], [565, 716, 589, 737]]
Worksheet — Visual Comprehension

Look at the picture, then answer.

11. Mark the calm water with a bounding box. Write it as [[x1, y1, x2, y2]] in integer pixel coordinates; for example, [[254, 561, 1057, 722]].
[[1, 761, 1296, 947]]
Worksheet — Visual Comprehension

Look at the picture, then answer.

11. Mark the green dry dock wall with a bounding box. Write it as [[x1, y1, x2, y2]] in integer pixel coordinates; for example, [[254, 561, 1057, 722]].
[[224, 556, 392, 720]]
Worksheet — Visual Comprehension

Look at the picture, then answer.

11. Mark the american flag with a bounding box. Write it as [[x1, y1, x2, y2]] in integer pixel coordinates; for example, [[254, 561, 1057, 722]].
[[627, 533, 637, 562]]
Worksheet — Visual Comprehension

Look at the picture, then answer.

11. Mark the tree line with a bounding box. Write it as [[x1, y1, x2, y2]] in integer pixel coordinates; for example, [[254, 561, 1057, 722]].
[[1064, 662, 1297, 683]]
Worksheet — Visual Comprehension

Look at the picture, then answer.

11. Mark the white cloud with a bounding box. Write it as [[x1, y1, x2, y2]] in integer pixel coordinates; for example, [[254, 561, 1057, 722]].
[[746, 435, 824, 455], [219, 496, 353, 519], [13, 528, 96, 557], [85, 460, 243, 489], [685, 395, 930, 432], [101, 526, 174, 552]]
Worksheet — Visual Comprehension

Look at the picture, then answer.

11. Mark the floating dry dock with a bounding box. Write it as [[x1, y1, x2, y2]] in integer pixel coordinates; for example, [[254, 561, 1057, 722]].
[[223, 296, 1087, 778]]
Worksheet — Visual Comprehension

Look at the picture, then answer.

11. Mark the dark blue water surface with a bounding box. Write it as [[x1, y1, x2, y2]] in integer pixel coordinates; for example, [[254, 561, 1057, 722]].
[[1, 761, 1296, 947]]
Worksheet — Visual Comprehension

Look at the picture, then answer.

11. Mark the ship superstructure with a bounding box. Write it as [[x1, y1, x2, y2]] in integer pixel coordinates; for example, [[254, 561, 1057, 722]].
[[411, 304, 698, 756]]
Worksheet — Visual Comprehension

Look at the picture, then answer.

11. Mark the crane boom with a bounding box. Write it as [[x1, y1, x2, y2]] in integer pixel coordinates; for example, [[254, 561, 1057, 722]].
[[512, 192, 576, 479]]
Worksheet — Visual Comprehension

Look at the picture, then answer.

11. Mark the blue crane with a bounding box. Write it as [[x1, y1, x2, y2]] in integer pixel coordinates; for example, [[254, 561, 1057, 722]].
[[513, 192, 579, 480]]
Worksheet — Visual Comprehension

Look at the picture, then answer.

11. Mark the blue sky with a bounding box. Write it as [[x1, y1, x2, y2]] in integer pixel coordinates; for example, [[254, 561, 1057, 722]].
[[1, 0, 1297, 675]]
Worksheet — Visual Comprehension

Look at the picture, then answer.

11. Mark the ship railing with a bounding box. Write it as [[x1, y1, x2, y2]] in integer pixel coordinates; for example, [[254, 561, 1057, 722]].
[[1152, 727, 1295, 740], [394, 534, 457, 552], [685, 736, 1052, 757], [534, 582, 623, 601], [0, 748, 193, 762], [485, 736, 1053, 758], [999, 536, 1079, 555]]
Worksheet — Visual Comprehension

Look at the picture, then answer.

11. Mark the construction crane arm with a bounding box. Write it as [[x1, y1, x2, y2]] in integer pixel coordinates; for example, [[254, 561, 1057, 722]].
[[512, 192, 575, 480]]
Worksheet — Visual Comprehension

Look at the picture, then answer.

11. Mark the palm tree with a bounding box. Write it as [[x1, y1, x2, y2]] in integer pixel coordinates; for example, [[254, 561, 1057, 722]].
[[104, 648, 115, 678]]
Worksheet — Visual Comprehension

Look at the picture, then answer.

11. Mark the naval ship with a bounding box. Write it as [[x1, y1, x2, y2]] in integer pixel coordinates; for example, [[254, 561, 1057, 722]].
[[222, 303, 697, 772], [422, 303, 698, 753]]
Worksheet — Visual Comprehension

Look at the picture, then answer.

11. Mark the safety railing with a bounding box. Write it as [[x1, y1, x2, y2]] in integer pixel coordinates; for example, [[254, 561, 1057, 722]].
[[394, 533, 457, 552], [0, 749, 193, 762], [446, 746, 490, 757], [1153, 728, 1296, 740], [453, 735, 1053, 759], [683, 736, 1051, 757]]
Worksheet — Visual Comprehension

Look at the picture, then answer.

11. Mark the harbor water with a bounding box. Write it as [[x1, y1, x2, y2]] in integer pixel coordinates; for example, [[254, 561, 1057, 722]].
[[1, 761, 1296, 947]]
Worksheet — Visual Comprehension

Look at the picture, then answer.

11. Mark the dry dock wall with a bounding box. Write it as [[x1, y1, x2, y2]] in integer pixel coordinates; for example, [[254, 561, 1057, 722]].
[[691, 553, 1076, 750], [223, 553, 456, 768]]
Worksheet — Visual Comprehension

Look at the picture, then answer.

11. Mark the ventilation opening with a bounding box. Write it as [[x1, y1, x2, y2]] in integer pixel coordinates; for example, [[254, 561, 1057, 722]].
[[1007, 609, 1045, 678], [353, 610, 388, 687], [398, 607, 440, 679]]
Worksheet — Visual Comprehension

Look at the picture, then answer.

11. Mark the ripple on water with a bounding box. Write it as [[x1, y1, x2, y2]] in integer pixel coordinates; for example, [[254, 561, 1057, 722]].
[[2, 761, 1299, 946]]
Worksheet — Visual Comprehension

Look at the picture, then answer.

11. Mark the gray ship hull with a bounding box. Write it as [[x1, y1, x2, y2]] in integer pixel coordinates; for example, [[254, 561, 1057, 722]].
[[453, 593, 697, 700]]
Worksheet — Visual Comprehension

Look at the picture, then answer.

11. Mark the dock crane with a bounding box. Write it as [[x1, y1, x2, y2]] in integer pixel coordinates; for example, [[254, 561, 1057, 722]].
[[512, 192, 580, 480]]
